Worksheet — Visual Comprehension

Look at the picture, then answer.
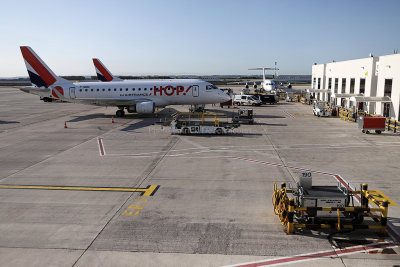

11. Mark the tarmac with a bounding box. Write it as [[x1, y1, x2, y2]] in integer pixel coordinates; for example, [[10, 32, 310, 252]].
[[0, 86, 400, 267]]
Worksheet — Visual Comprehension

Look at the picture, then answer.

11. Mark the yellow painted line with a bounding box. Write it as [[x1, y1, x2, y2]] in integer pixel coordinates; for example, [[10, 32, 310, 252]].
[[0, 184, 160, 196]]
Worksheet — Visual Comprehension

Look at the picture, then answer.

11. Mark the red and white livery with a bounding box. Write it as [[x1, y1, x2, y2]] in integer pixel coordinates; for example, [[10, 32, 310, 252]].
[[92, 58, 123, 82], [19, 46, 230, 117]]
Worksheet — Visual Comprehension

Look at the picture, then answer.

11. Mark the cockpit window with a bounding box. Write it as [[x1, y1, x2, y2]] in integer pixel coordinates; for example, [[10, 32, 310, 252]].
[[206, 85, 218, 90]]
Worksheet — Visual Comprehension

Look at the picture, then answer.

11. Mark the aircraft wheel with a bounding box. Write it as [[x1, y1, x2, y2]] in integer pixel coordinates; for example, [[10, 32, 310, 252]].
[[116, 110, 125, 117], [375, 130, 382, 134], [215, 128, 223, 135]]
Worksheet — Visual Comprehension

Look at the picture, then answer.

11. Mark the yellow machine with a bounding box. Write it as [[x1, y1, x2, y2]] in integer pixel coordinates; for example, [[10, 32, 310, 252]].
[[272, 173, 394, 234]]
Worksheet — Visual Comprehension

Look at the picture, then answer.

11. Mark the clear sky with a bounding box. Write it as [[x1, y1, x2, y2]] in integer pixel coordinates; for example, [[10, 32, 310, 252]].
[[1, 0, 400, 77]]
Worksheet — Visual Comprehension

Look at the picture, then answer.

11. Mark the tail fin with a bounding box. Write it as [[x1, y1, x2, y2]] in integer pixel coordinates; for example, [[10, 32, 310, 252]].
[[20, 46, 71, 88], [92, 58, 123, 82]]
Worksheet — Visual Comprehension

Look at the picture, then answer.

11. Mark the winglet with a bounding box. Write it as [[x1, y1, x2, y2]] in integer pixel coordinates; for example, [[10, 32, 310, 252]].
[[92, 58, 123, 82]]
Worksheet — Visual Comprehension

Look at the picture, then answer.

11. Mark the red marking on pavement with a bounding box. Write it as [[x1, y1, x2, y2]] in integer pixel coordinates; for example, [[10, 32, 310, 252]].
[[120, 121, 131, 127], [98, 138, 105, 156], [228, 242, 398, 267]]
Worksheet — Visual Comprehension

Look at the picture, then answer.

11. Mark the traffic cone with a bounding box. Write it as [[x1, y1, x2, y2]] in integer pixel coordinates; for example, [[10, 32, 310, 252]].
[[111, 116, 115, 123], [64, 121, 68, 128]]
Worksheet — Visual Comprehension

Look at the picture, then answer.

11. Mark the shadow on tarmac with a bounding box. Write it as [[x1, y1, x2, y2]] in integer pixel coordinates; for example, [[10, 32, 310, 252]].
[[256, 123, 288, 126], [0, 120, 20, 124]]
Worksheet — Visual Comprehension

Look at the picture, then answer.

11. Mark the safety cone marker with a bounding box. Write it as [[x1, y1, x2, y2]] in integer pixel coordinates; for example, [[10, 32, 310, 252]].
[[64, 121, 68, 128], [111, 116, 115, 123]]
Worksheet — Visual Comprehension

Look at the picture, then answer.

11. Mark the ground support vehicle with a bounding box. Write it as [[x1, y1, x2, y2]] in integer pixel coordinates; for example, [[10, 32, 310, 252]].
[[170, 112, 239, 135], [232, 108, 254, 124], [252, 93, 279, 104], [272, 172, 394, 234], [313, 101, 330, 117], [233, 94, 262, 106], [285, 92, 294, 102], [358, 116, 385, 134]]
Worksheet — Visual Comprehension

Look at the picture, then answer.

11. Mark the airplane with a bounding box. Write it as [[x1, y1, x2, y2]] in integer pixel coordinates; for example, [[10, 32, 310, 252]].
[[228, 63, 279, 92], [229, 63, 303, 92], [19, 46, 230, 117]]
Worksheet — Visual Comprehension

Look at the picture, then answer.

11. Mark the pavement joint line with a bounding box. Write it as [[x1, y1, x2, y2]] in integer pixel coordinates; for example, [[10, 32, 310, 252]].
[[225, 241, 399, 267], [0, 185, 160, 196]]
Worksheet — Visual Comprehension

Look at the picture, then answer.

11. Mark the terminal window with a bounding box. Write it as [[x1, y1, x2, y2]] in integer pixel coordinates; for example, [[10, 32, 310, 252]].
[[350, 78, 355, 94], [312, 78, 316, 89], [328, 78, 332, 89], [334, 78, 338, 93], [317, 78, 321, 89], [384, 79, 392, 97], [341, 78, 346, 93], [360, 79, 365, 94]]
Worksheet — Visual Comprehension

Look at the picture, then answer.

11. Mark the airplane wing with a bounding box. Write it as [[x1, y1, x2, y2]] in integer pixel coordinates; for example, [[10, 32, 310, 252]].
[[274, 79, 310, 84], [227, 80, 262, 85]]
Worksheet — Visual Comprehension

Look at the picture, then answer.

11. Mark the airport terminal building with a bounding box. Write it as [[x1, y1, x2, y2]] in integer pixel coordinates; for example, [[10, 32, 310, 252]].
[[311, 54, 400, 120]]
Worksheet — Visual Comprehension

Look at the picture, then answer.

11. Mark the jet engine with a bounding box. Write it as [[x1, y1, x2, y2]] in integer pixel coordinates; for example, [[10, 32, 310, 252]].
[[253, 82, 257, 89], [136, 101, 155, 114], [287, 83, 292, 89], [245, 83, 249, 89]]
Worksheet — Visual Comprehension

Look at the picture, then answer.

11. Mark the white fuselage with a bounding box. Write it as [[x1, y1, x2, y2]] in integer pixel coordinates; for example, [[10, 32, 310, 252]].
[[49, 79, 230, 107], [262, 79, 276, 91]]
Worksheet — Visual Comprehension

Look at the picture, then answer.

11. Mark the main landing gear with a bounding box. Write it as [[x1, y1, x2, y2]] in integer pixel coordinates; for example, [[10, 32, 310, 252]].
[[116, 109, 125, 117]]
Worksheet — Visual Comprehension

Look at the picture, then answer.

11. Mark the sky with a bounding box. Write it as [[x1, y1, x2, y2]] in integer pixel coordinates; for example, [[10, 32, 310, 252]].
[[1, 0, 400, 77]]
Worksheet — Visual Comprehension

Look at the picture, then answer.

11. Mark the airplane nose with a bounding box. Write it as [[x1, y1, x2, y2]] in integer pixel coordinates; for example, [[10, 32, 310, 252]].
[[221, 93, 231, 102]]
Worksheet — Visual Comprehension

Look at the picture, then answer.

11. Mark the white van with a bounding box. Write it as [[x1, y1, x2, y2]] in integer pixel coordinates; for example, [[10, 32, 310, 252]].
[[233, 94, 262, 106]]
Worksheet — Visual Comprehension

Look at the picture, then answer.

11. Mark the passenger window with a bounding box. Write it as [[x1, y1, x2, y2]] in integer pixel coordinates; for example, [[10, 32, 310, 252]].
[[133, 88, 135, 91], [108, 88, 111, 91], [79, 89, 82, 92], [114, 88, 116, 91], [126, 88, 128, 91], [241, 96, 246, 99], [138, 88, 141, 91], [97, 89, 99, 91], [120, 88, 122, 91], [91, 89, 93, 91], [103, 89, 105, 91], [85, 89, 88, 92], [144, 88, 147, 91]]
